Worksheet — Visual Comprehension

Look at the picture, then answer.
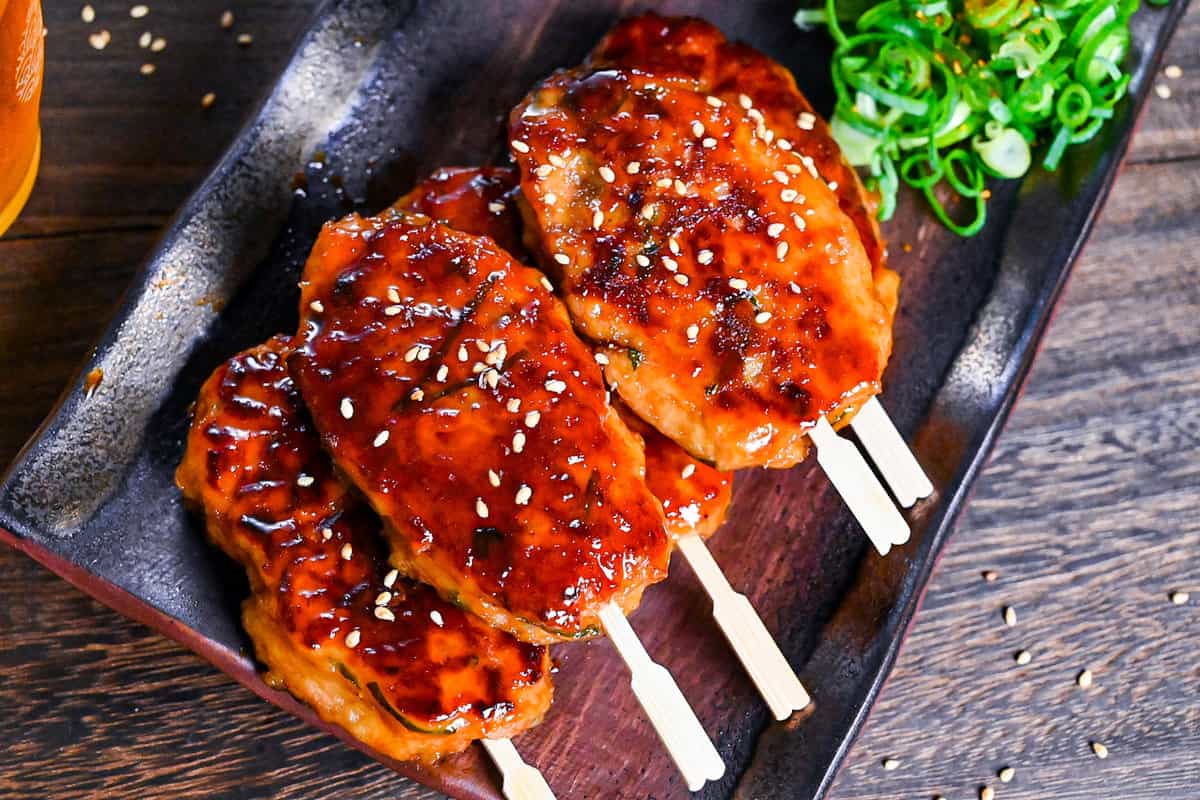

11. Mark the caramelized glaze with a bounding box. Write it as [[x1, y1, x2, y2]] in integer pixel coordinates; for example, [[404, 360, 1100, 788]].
[[510, 61, 893, 470], [393, 166, 529, 260], [289, 213, 670, 644], [176, 337, 552, 762]]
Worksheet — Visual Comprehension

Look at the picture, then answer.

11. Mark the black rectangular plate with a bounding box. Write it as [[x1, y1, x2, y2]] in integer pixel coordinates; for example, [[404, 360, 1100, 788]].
[[0, 1, 1188, 798]]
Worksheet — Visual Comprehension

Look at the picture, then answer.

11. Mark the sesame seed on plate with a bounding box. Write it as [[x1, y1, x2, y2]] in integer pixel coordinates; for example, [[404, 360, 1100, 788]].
[[1003, 605, 1017, 626], [1091, 741, 1109, 759], [1015, 649, 1032, 665], [755, 311, 773, 324], [296, 475, 314, 487], [515, 485, 533, 505], [511, 139, 530, 153], [151, 36, 166, 52], [545, 379, 567, 394], [340, 397, 354, 419], [236, 32, 253, 46], [1077, 669, 1094, 688], [374, 591, 391, 606], [88, 29, 111, 49], [729, 278, 748, 290], [139, 31, 152, 48], [219, 9, 234, 28], [881, 758, 900, 770], [697, 249, 714, 265], [430, 610, 444, 626], [340, 543, 353, 560], [130, 4, 148, 19], [980, 787, 994, 800], [599, 165, 616, 183], [983, 569, 999, 582], [373, 430, 389, 447], [1164, 64, 1182, 79], [626, 161, 641, 174], [345, 630, 361, 648], [998, 766, 1015, 783], [1155, 83, 1171, 99], [201, 92, 216, 109], [81, 5, 96, 22], [384, 569, 398, 588], [1170, 590, 1189, 604], [475, 498, 489, 519], [512, 431, 526, 453], [139, 63, 156, 76], [681, 464, 696, 479], [374, 606, 395, 622]]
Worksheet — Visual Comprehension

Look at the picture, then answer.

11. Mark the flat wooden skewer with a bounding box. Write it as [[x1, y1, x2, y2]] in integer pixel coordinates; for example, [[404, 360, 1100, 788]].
[[848, 396, 933, 508], [597, 602, 726, 791], [481, 738, 557, 800], [809, 416, 910, 556], [675, 533, 810, 720]]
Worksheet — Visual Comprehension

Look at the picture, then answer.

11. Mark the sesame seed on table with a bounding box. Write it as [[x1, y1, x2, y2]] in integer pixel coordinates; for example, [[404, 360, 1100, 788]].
[[0, 2, 1197, 800]]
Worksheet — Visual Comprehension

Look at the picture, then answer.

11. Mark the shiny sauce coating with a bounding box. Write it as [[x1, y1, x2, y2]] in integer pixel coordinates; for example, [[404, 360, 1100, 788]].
[[392, 166, 529, 260], [510, 67, 893, 470], [176, 337, 552, 762], [289, 213, 670, 644]]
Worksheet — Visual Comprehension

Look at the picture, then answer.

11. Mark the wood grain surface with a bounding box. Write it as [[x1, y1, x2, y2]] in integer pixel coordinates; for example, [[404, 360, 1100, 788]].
[[1, 3, 1196, 799]]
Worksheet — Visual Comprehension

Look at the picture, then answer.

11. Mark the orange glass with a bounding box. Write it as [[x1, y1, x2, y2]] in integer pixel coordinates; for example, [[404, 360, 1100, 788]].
[[0, 0, 43, 236]]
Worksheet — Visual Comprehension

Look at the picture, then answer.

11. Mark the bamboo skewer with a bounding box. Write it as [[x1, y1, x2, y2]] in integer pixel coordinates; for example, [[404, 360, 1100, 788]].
[[597, 602, 726, 791], [481, 738, 557, 800], [848, 397, 933, 508], [809, 416, 910, 556], [676, 533, 810, 720]]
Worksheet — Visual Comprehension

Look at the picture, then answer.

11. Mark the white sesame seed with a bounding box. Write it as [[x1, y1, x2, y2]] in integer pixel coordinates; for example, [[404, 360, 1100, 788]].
[[341, 543, 353, 560], [642, 203, 658, 221], [484, 370, 500, 389], [385, 304, 404, 316], [774, 171, 790, 185], [507, 398, 521, 413], [599, 165, 616, 183], [747, 108, 764, 123], [778, 138, 793, 151], [130, 4, 149, 19], [431, 365, 446, 383], [430, 610, 444, 627], [404, 345, 422, 362], [980, 787, 994, 800], [662, 256, 678, 272], [139, 63, 156, 76], [672, 273, 689, 286], [681, 464, 696, 479], [999, 767, 1015, 783], [547, 154, 565, 168], [691, 121, 705, 138], [477, 340, 491, 353], [374, 606, 395, 622], [668, 238, 681, 255], [236, 33, 253, 46], [686, 324, 699, 341], [151, 36, 166, 52], [1091, 741, 1109, 759], [1003, 606, 1017, 626], [882, 758, 900, 771], [554, 253, 570, 265], [776, 241, 789, 260], [828, 181, 839, 191], [383, 286, 400, 303], [373, 430, 389, 447], [321, 528, 333, 541], [201, 92, 216, 109], [457, 344, 469, 362], [515, 485, 533, 505], [525, 410, 541, 428], [345, 630, 361, 648], [384, 569, 398, 588], [486, 469, 502, 488], [702, 137, 717, 149], [739, 93, 753, 109], [674, 179, 688, 195], [755, 311, 772, 324], [792, 212, 807, 231], [767, 223, 785, 238], [706, 95, 724, 107], [1171, 590, 1190, 604], [487, 200, 505, 213], [729, 278, 748, 290], [593, 210, 604, 228], [787, 164, 803, 175], [626, 161, 641, 174], [1164, 64, 1183, 79], [139, 31, 151, 48], [545, 379, 567, 394], [797, 111, 816, 130], [219, 9, 234, 28], [82, 5, 96, 22], [594, 352, 610, 366], [340, 398, 354, 419], [540, 276, 555, 291], [513, 431, 526, 453], [1155, 83, 1171, 100], [1015, 649, 1032, 665], [309, 300, 325, 313], [475, 498, 489, 519], [636, 254, 651, 267], [697, 249, 714, 265], [655, 177, 673, 188], [89, 29, 111, 49], [375, 590, 392, 606], [544, 192, 558, 206], [296, 475, 314, 487], [535, 164, 553, 178], [511, 139, 530, 153], [781, 189, 798, 203]]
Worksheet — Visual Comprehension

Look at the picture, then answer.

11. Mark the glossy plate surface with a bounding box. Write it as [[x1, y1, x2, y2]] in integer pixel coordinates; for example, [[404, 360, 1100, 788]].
[[0, 1, 1187, 798]]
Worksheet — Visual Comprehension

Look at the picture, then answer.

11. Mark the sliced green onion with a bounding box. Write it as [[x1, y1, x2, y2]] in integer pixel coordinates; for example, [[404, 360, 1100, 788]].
[[973, 126, 1032, 177]]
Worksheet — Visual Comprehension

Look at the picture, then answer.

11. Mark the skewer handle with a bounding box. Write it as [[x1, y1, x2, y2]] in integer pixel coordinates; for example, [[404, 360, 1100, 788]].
[[597, 602, 725, 791], [848, 397, 933, 508], [676, 533, 810, 720], [809, 416, 910, 556], [481, 738, 557, 800]]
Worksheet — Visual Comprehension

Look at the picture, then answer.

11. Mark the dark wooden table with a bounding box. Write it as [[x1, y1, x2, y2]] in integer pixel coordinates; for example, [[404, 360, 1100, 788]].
[[1, 3, 1196, 799]]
